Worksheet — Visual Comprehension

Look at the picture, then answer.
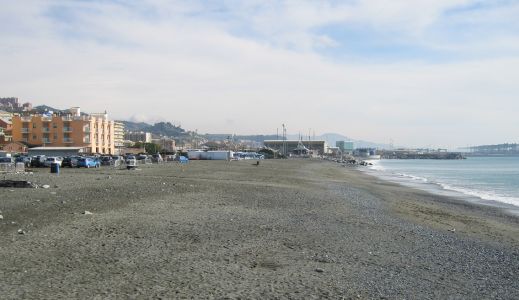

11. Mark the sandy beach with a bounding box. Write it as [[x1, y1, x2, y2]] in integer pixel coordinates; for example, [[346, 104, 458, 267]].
[[0, 159, 518, 299]]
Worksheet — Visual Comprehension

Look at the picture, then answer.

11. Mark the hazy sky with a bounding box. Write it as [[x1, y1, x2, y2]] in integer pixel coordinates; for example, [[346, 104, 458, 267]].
[[1, 0, 519, 148]]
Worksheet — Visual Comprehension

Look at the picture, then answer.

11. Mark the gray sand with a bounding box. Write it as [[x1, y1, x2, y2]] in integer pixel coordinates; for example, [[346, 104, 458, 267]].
[[0, 160, 518, 299]]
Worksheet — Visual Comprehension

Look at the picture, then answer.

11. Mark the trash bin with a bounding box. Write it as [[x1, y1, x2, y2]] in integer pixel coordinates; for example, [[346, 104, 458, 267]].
[[50, 163, 60, 175]]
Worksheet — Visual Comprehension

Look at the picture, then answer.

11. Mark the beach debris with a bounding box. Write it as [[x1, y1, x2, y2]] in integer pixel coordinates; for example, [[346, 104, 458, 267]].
[[82, 210, 93, 215], [53, 185, 59, 188], [448, 228, 456, 232], [315, 268, 324, 273], [312, 254, 334, 263], [17, 229, 26, 235], [107, 175, 112, 179], [0, 214, 3, 220], [42, 185, 50, 189], [0, 180, 37, 188]]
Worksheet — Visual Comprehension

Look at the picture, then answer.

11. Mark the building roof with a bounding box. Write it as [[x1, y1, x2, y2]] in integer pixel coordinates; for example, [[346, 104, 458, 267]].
[[28, 147, 85, 150], [0, 118, 12, 124]]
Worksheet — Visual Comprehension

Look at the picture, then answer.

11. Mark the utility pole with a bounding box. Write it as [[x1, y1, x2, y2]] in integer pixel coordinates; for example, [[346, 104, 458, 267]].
[[227, 135, 231, 161], [282, 124, 287, 158]]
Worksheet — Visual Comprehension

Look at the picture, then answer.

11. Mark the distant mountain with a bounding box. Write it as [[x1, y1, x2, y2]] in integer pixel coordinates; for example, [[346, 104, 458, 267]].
[[120, 120, 152, 132], [119, 120, 188, 137]]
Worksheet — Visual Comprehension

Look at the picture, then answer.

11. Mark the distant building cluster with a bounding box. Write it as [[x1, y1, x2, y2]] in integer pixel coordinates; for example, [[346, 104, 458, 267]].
[[0, 97, 32, 111], [9, 107, 118, 155], [0, 96, 185, 155], [124, 131, 152, 143], [263, 140, 327, 157], [336, 141, 355, 155], [0, 96, 368, 159]]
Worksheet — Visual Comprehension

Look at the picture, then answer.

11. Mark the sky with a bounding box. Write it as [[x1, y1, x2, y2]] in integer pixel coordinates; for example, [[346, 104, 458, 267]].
[[1, 0, 519, 148]]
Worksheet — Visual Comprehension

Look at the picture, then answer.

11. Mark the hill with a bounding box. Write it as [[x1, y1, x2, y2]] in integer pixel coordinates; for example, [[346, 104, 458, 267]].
[[118, 120, 188, 137]]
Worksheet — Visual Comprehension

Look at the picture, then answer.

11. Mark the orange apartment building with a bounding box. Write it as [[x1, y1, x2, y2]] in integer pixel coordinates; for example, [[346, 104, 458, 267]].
[[11, 107, 115, 154]]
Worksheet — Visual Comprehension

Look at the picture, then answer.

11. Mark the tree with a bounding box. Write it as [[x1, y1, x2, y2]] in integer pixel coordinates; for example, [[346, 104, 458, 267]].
[[144, 143, 162, 154]]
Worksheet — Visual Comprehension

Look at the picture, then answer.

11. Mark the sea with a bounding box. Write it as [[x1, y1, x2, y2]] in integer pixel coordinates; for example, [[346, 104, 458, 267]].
[[363, 156, 519, 213]]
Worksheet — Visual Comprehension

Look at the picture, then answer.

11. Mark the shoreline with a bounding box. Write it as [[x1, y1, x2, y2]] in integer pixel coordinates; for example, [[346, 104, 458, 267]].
[[358, 158, 519, 216], [1, 160, 518, 298], [340, 163, 519, 246]]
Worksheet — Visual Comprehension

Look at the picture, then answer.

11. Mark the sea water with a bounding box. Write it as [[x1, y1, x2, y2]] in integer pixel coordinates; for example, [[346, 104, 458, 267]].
[[364, 157, 519, 211]]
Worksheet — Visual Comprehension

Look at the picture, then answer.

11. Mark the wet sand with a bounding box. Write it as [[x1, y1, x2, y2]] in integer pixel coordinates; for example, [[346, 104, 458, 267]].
[[0, 160, 518, 299]]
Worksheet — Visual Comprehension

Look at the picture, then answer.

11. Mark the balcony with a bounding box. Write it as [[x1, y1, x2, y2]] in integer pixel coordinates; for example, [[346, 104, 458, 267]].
[[63, 127, 72, 133], [41, 117, 52, 122], [21, 116, 32, 122], [84, 127, 91, 133], [42, 127, 50, 133], [21, 128, 30, 133], [64, 138, 73, 143], [43, 138, 51, 144]]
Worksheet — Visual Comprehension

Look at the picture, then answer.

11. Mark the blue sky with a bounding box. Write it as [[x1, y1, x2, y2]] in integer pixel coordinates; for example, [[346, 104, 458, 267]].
[[1, 0, 519, 148]]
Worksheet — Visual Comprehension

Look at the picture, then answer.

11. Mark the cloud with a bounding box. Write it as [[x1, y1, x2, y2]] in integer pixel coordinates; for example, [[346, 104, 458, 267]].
[[0, 0, 518, 148]]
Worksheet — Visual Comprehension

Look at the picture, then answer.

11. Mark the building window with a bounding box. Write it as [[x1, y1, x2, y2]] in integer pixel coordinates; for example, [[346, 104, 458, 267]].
[[32, 135, 36, 140], [53, 134, 58, 140], [53, 123, 57, 128], [32, 123, 36, 128]]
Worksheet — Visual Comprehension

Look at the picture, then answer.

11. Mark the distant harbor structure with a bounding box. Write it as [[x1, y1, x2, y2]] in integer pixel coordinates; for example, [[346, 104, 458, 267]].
[[336, 141, 354, 155], [263, 140, 327, 157], [380, 149, 465, 160], [354, 148, 381, 160], [462, 143, 519, 156]]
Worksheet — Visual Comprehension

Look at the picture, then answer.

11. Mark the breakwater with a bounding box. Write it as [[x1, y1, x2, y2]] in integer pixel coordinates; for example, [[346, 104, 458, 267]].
[[380, 151, 465, 160]]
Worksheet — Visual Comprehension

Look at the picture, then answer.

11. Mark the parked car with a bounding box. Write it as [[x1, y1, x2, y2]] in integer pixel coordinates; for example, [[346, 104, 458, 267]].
[[151, 153, 163, 163], [125, 155, 137, 169], [77, 157, 100, 168], [44, 157, 63, 167], [31, 155, 47, 167], [15, 156, 32, 167], [62, 156, 80, 168], [112, 156, 124, 166], [100, 156, 113, 166], [164, 154, 176, 162], [0, 157, 14, 163]]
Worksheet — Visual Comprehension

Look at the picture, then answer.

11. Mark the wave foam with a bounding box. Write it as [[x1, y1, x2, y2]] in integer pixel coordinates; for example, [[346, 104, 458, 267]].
[[437, 183, 519, 207], [363, 165, 519, 208]]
